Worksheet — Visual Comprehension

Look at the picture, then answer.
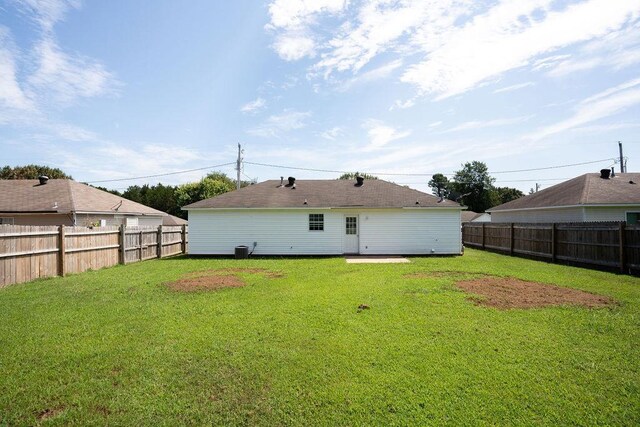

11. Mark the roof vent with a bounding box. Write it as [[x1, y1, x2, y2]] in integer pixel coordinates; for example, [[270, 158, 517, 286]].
[[610, 167, 615, 178], [304, 198, 308, 205], [280, 176, 284, 187], [38, 175, 49, 185], [600, 169, 611, 179], [415, 199, 420, 205], [292, 183, 296, 190], [355, 175, 364, 186], [288, 176, 295, 186], [630, 180, 636, 185]]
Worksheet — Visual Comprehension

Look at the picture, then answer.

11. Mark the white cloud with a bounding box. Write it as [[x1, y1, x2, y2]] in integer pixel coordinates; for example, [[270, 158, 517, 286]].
[[241, 97, 266, 113], [362, 119, 410, 150], [267, 0, 348, 61], [492, 82, 535, 94], [527, 77, 640, 140], [390, 98, 415, 110], [402, 0, 640, 99], [0, 28, 35, 110], [267, 0, 640, 99], [319, 126, 342, 140], [248, 109, 311, 138], [339, 59, 403, 91], [27, 37, 118, 105], [14, 0, 80, 32], [443, 115, 533, 133], [272, 33, 316, 61]]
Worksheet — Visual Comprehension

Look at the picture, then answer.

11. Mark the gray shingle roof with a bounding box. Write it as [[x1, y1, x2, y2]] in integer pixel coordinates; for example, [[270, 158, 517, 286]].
[[0, 179, 166, 216], [489, 173, 640, 212], [184, 179, 461, 209]]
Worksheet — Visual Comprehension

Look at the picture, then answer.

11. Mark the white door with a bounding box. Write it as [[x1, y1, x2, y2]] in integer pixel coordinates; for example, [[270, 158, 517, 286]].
[[343, 215, 359, 254]]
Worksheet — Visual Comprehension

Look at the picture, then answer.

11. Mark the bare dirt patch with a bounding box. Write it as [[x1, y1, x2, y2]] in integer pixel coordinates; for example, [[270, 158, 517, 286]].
[[167, 274, 246, 292], [167, 268, 284, 292], [405, 271, 490, 279], [37, 407, 65, 421], [185, 268, 284, 279], [456, 277, 615, 309]]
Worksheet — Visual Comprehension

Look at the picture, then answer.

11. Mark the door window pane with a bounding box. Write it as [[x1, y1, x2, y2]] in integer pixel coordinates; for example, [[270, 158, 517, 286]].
[[346, 217, 357, 235]]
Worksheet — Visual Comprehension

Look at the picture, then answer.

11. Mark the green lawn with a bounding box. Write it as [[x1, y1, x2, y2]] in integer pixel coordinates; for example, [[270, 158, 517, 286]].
[[1, 249, 639, 426]]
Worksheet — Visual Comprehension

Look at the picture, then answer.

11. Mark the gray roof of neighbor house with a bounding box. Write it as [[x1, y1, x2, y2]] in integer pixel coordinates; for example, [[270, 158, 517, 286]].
[[184, 179, 462, 209], [0, 179, 166, 216], [163, 214, 188, 226], [461, 211, 482, 222], [489, 173, 640, 212]]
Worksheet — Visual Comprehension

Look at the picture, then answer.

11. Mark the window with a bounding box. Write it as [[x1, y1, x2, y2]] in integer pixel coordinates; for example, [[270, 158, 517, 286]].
[[0, 217, 14, 225], [309, 214, 324, 231], [125, 217, 139, 227], [346, 217, 357, 235], [627, 212, 640, 225]]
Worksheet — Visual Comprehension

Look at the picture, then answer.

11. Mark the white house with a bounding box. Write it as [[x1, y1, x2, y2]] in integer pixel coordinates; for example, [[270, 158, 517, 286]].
[[488, 170, 640, 223], [183, 177, 464, 256]]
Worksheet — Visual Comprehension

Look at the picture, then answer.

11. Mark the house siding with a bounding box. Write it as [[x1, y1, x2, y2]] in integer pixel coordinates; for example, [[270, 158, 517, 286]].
[[584, 206, 640, 222], [188, 208, 461, 255], [491, 207, 585, 223], [358, 209, 461, 255]]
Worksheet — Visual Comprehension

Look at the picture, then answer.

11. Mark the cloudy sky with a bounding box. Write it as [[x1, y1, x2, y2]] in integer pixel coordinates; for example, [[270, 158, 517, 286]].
[[1, 0, 639, 193]]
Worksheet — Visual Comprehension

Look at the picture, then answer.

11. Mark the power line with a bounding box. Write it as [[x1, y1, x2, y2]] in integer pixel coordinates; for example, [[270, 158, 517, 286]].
[[244, 157, 616, 177], [86, 162, 236, 184]]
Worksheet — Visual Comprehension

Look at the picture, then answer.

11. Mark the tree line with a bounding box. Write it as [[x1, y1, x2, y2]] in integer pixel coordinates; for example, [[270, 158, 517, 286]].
[[2, 161, 524, 216]]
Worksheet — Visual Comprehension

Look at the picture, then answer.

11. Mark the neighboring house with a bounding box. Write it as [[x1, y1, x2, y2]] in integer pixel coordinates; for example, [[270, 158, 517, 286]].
[[488, 170, 640, 223], [461, 211, 491, 223], [163, 214, 187, 226], [0, 178, 167, 226], [184, 177, 463, 256]]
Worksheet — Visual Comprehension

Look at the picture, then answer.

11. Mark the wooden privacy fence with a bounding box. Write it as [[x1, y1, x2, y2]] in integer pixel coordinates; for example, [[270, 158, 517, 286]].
[[462, 222, 640, 275], [0, 224, 188, 287]]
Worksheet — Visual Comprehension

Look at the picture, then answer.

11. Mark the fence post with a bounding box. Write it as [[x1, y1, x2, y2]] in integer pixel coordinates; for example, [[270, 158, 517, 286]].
[[181, 224, 187, 254], [119, 225, 126, 265], [619, 222, 626, 273], [481, 223, 486, 249], [58, 225, 66, 277], [157, 225, 163, 259], [551, 223, 557, 263], [139, 230, 143, 262], [509, 223, 514, 255]]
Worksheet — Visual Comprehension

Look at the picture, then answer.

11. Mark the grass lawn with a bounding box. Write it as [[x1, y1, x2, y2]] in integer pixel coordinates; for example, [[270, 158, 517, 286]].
[[1, 249, 639, 425]]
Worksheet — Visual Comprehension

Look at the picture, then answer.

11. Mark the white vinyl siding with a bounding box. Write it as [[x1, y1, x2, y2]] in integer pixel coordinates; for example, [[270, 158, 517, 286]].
[[188, 209, 342, 255], [584, 207, 639, 222], [491, 207, 585, 223], [188, 208, 462, 255], [358, 209, 461, 255]]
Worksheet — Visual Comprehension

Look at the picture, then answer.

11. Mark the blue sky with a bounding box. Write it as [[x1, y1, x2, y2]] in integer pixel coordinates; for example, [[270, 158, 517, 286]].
[[1, 0, 639, 193]]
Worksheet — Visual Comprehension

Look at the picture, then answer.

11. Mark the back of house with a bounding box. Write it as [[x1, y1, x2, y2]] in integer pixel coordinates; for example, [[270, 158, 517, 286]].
[[183, 177, 464, 256]]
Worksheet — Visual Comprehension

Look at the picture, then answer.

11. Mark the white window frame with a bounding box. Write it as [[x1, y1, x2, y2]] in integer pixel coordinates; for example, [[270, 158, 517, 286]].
[[309, 213, 324, 231]]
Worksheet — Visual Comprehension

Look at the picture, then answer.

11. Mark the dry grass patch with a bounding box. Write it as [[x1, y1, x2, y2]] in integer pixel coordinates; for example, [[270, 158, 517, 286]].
[[167, 268, 284, 292], [456, 276, 616, 310], [404, 271, 489, 279]]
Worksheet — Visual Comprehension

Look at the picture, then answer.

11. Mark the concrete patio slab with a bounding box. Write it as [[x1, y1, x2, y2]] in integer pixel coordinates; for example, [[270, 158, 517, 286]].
[[345, 256, 411, 264]]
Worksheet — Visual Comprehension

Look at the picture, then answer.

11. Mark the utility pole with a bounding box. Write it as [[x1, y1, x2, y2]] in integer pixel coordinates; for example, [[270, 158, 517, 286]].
[[618, 141, 625, 173], [236, 143, 243, 190]]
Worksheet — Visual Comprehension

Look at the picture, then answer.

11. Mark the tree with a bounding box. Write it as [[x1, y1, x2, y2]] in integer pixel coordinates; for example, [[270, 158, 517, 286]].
[[428, 173, 452, 199], [450, 161, 496, 212], [338, 172, 378, 180], [122, 183, 181, 217], [175, 172, 236, 212], [493, 186, 524, 205], [0, 164, 72, 179]]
